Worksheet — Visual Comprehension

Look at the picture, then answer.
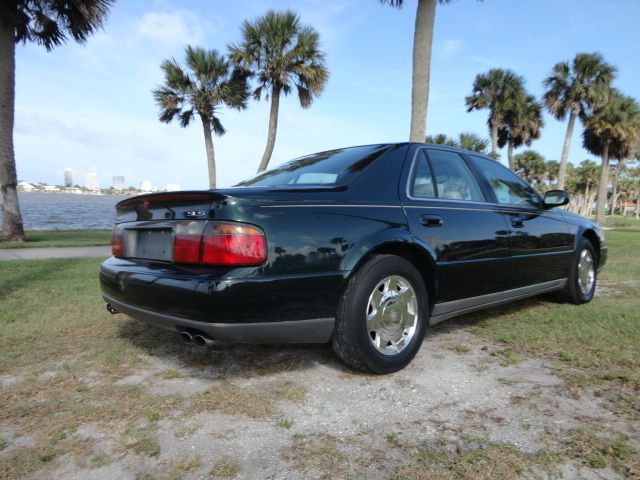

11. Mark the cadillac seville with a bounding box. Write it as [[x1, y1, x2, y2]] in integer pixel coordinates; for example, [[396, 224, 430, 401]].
[[100, 143, 606, 373]]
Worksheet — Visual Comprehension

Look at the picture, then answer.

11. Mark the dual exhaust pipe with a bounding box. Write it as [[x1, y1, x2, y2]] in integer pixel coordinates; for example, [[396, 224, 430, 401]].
[[106, 302, 213, 347], [180, 331, 214, 347]]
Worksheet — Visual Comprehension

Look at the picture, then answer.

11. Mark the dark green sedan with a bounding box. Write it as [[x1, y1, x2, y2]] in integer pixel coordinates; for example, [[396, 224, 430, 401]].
[[101, 143, 606, 373]]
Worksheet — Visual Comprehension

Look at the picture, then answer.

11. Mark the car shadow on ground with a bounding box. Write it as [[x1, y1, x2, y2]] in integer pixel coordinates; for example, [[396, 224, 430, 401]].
[[116, 295, 548, 381]]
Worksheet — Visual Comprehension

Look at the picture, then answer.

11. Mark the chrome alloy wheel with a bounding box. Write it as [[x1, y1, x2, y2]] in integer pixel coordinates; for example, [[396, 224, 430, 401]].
[[366, 275, 419, 356], [577, 248, 595, 295]]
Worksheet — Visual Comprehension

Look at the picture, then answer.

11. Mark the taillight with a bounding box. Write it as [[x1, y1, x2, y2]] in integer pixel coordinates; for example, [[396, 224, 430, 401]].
[[111, 227, 124, 257], [173, 221, 205, 264], [173, 221, 267, 266]]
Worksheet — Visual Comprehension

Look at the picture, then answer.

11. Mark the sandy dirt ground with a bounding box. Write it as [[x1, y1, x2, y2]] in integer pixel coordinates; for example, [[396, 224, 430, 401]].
[[1, 319, 636, 480]]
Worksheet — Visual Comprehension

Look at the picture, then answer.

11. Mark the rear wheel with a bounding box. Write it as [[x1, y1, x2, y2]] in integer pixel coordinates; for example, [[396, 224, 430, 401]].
[[556, 237, 597, 304], [331, 255, 428, 374]]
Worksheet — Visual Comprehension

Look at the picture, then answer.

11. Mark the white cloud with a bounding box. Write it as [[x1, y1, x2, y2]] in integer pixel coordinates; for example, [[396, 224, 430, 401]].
[[440, 39, 463, 59], [468, 55, 496, 67], [135, 10, 210, 46]]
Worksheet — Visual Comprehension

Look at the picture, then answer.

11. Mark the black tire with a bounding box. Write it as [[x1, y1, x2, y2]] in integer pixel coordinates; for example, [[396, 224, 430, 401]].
[[555, 237, 597, 304], [331, 254, 428, 374]]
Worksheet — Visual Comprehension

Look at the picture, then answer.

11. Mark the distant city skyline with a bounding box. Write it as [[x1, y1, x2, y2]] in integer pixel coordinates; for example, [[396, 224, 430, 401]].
[[63, 168, 73, 187], [112, 176, 125, 190], [85, 173, 99, 191], [17, 169, 180, 191]]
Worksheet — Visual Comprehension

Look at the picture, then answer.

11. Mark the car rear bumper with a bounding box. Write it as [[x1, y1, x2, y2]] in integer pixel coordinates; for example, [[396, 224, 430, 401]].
[[99, 256, 345, 342], [103, 294, 334, 343]]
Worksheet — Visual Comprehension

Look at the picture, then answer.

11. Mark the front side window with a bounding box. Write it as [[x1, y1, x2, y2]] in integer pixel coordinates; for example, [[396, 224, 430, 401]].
[[470, 155, 541, 208], [410, 149, 484, 202]]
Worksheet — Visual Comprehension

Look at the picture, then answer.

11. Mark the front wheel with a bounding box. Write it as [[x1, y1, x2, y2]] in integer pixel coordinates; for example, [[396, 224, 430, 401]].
[[556, 237, 597, 304], [331, 255, 428, 374]]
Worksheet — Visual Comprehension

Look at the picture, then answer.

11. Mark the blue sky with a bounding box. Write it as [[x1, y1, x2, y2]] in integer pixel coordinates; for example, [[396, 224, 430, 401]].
[[14, 0, 640, 190]]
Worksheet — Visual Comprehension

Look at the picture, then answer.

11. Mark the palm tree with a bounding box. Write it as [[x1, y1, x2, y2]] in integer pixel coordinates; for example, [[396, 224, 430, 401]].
[[608, 160, 627, 216], [0, 0, 114, 242], [514, 150, 546, 186], [425, 133, 456, 147], [458, 132, 490, 153], [425, 132, 489, 153], [629, 165, 640, 218], [545, 160, 560, 187], [583, 90, 640, 225], [543, 53, 616, 189], [380, 0, 455, 141], [229, 10, 328, 173], [153, 46, 249, 189], [465, 69, 525, 158], [497, 92, 544, 170], [571, 160, 599, 216]]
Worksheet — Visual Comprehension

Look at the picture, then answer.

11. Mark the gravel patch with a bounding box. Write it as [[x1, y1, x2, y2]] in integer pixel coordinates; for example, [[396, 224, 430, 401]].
[[19, 324, 638, 479]]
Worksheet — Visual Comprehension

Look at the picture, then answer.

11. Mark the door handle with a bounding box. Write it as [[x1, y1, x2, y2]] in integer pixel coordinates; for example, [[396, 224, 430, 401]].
[[511, 218, 525, 228], [420, 214, 443, 227]]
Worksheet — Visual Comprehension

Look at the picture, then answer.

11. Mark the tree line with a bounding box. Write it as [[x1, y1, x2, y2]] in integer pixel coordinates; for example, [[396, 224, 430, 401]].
[[462, 51, 640, 225]]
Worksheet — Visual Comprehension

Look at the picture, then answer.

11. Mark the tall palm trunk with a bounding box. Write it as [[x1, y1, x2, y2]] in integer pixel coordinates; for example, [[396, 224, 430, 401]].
[[609, 177, 618, 216], [490, 122, 498, 158], [582, 183, 591, 217], [595, 143, 610, 225], [557, 110, 577, 189], [507, 138, 514, 170], [409, 0, 436, 142], [0, 18, 24, 242], [200, 116, 216, 189], [257, 86, 281, 173]]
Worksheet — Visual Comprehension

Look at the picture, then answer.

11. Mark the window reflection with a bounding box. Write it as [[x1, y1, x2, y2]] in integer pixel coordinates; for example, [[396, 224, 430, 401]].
[[470, 155, 541, 207]]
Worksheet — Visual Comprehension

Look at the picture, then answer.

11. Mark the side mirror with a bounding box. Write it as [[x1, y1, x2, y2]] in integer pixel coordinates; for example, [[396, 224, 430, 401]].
[[543, 189, 569, 208]]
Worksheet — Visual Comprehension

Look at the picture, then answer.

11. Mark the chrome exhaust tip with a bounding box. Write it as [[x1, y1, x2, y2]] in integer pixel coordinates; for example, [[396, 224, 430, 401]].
[[106, 303, 118, 315], [193, 334, 213, 346], [180, 332, 193, 344]]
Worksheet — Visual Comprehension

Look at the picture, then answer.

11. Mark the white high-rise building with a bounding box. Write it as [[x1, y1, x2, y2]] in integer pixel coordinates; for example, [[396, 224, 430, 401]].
[[139, 180, 152, 192], [85, 173, 99, 191], [64, 168, 73, 187], [112, 176, 125, 190]]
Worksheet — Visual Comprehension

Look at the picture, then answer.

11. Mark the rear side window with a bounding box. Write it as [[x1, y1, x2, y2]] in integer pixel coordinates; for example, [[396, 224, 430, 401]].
[[469, 155, 541, 208], [410, 149, 484, 202], [410, 150, 435, 198], [236, 145, 390, 187]]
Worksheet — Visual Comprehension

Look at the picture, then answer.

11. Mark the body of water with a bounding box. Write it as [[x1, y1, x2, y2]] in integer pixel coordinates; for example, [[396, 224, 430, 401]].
[[0, 192, 128, 230]]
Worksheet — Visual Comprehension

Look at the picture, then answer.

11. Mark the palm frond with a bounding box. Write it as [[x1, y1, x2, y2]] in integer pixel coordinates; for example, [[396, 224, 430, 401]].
[[228, 9, 328, 109], [179, 109, 194, 128], [583, 90, 640, 160], [210, 116, 226, 137], [10, 0, 114, 50], [542, 52, 617, 122], [153, 46, 248, 133]]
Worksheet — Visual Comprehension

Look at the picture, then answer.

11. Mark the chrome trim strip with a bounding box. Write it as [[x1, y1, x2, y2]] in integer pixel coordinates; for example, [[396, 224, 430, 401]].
[[404, 205, 505, 213], [404, 204, 567, 218], [259, 204, 402, 208], [510, 250, 573, 259], [429, 278, 567, 325]]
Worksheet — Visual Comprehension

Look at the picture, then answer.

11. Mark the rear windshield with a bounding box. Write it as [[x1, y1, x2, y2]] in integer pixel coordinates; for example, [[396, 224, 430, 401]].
[[235, 145, 390, 187]]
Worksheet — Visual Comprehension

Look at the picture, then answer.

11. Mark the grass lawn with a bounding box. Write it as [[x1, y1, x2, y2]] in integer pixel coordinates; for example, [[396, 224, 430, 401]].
[[463, 218, 640, 416], [0, 229, 111, 249], [0, 223, 638, 478]]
